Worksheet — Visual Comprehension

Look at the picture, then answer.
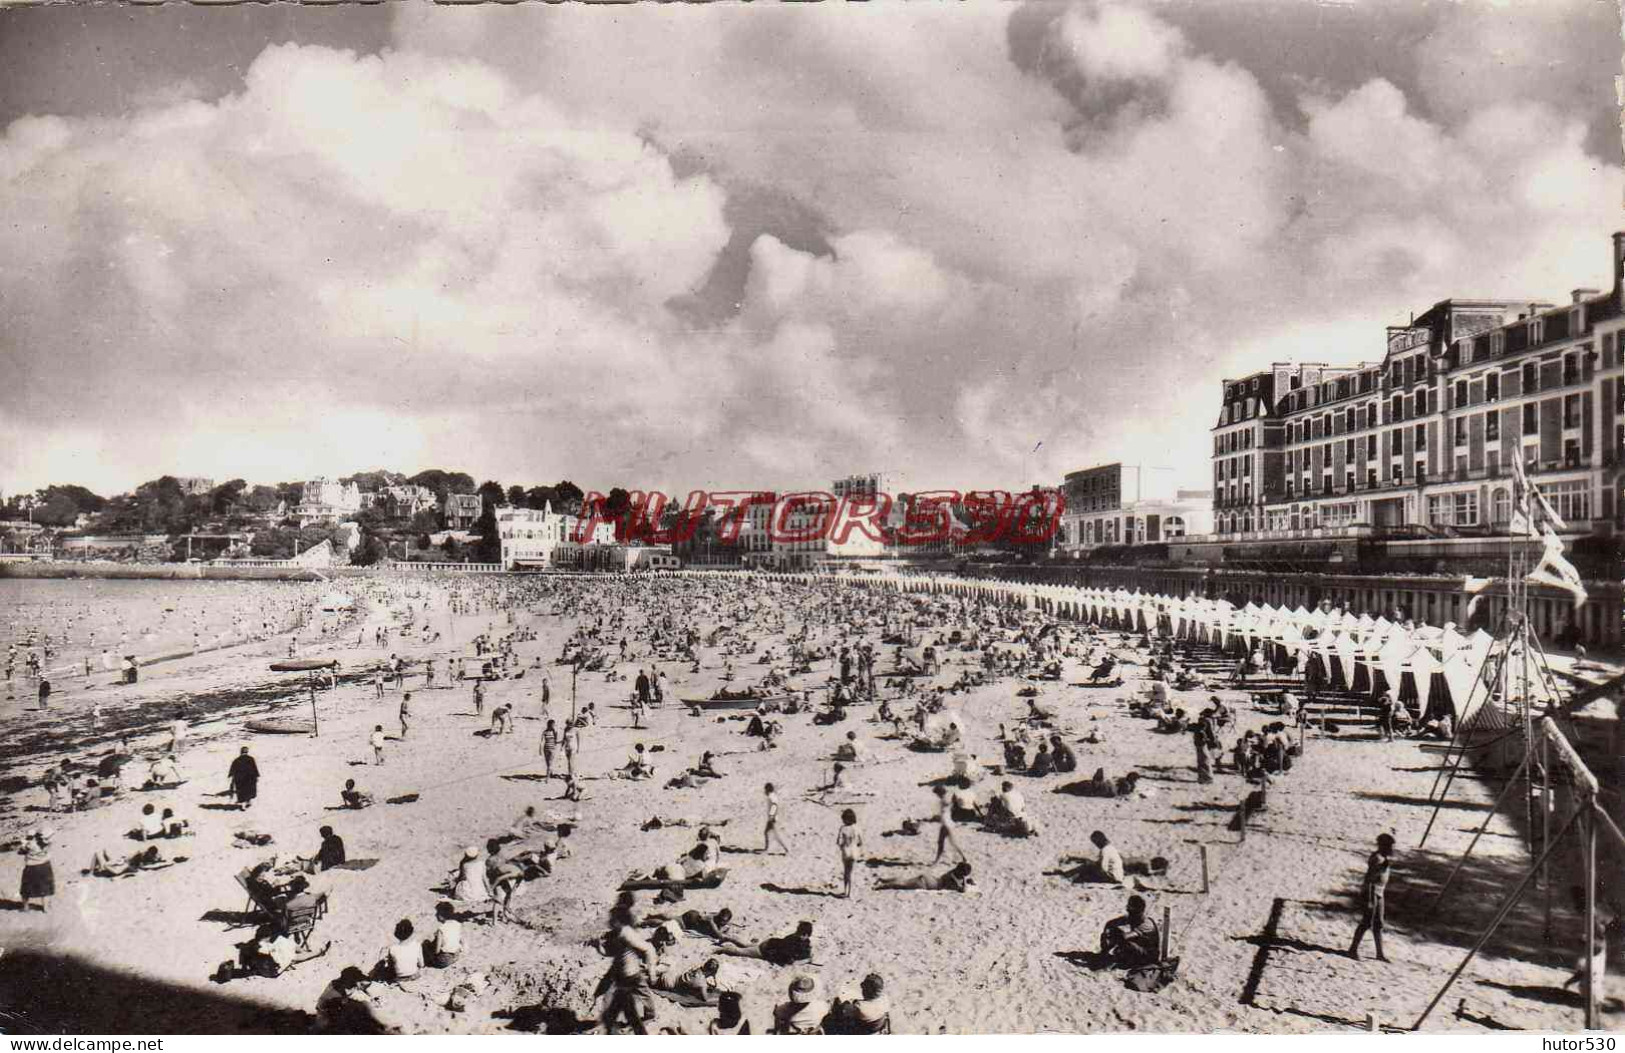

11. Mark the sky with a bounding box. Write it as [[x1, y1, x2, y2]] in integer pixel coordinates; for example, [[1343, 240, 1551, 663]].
[[2, 0, 1622, 500]]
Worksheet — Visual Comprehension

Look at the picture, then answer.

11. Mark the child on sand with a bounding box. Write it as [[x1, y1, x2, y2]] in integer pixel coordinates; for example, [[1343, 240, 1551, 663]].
[[761, 783, 788, 855], [371, 725, 387, 766]]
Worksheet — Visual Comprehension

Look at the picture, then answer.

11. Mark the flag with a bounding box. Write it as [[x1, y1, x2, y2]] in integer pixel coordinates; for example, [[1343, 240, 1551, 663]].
[[1509, 455, 1584, 606], [1527, 524, 1588, 608], [1464, 575, 1500, 620]]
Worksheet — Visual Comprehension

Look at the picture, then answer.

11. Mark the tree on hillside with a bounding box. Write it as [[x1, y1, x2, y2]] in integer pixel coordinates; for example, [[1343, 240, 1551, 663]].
[[246, 484, 281, 513], [210, 479, 248, 516], [408, 469, 475, 500], [552, 480, 585, 516], [341, 469, 403, 492], [275, 482, 305, 509]]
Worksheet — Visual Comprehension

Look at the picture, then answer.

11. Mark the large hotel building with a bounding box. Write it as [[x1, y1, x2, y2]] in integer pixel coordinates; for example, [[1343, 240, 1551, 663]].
[[1213, 233, 1625, 542]]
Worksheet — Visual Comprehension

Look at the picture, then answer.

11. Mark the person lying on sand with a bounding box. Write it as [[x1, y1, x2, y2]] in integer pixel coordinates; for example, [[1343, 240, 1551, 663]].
[[161, 808, 190, 838], [653, 956, 722, 1003], [89, 844, 183, 877], [715, 920, 815, 965], [1057, 768, 1142, 798], [641, 906, 751, 947], [875, 860, 975, 892]]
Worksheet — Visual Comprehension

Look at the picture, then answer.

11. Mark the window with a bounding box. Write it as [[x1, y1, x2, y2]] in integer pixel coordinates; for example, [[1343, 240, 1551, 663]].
[[1455, 454, 1468, 477], [1564, 353, 1579, 385], [1486, 373, 1499, 401], [1416, 424, 1427, 449], [1345, 441, 1354, 464], [1523, 403, 1539, 435], [1545, 479, 1592, 523], [1392, 395, 1404, 422], [1366, 468, 1377, 489], [1415, 461, 1426, 486], [1345, 471, 1355, 492], [1454, 490, 1479, 526], [1564, 438, 1582, 467], [1345, 408, 1355, 432], [1564, 394, 1581, 429], [1367, 435, 1377, 458], [1522, 362, 1538, 393], [1486, 413, 1499, 441], [1455, 417, 1467, 445], [1455, 380, 1468, 406], [1392, 462, 1404, 483], [1491, 488, 1511, 524], [1285, 478, 1294, 497]]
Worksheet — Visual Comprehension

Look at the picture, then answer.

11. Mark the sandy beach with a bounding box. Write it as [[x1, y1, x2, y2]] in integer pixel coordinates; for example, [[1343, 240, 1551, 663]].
[[0, 572, 1617, 1035]]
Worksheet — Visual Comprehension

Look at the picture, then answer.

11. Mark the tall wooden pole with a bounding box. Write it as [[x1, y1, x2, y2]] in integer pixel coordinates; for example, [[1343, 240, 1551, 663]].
[[1584, 806, 1598, 1030]]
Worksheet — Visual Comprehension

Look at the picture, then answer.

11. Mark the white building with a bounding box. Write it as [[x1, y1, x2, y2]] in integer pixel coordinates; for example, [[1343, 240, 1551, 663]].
[[296, 477, 363, 525], [495, 503, 615, 569]]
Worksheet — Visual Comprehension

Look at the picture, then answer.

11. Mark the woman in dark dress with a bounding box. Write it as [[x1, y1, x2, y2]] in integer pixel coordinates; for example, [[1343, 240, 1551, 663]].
[[229, 747, 260, 810], [18, 827, 55, 912]]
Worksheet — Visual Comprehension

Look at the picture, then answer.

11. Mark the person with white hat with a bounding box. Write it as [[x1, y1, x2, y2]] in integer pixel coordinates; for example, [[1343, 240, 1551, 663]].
[[18, 827, 55, 912], [772, 975, 830, 1034]]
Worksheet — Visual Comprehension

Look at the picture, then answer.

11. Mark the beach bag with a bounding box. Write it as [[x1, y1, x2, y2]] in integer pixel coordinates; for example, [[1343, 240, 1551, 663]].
[[1124, 956, 1179, 993]]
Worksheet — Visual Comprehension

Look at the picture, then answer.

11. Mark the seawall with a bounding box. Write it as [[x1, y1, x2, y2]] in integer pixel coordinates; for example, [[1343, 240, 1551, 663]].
[[0, 561, 326, 582]]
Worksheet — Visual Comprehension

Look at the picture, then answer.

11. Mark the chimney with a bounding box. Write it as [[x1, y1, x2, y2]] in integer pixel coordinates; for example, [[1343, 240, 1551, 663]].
[[1572, 288, 1601, 304], [1613, 231, 1625, 296]]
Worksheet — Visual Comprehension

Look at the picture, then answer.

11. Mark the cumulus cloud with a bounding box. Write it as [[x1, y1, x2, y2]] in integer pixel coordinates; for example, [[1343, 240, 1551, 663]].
[[3, 0, 1620, 498]]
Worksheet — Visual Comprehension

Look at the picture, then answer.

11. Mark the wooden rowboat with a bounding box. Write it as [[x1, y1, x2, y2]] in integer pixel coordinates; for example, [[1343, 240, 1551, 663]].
[[246, 717, 316, 735]]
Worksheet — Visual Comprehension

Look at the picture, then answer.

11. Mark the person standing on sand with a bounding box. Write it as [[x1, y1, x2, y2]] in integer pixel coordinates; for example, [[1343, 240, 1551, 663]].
[[17, 828, 55, 912], [762, 783, 788, 855], [564, 720, 580, 780], [931, 785, 968, 865], [399, 693, 412, 739], [473, 680, 485, 717], [836, 808, 863, 898], [229, 746, 260, 811], [541, 720, 559, 777], [1347, 833, 1395, 962], [37, 675, 50, 710], [371, 725, 387, 765]]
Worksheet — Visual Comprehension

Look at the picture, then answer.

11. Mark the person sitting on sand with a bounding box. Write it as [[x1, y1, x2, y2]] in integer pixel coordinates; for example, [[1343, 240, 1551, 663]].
[[1061, 830, 1126, 885], [303, 825, 346, 872], [834, 731, 868, 764], [875, 860, 975, 892], [1026, 697, 1055, 724], [341, 779, 374, 810], [772, 976, 830, 1035], [1101, 894, 1160, 968], [452, 845, 491, 908], [716, 920, 815, 965], [984, 781, 1038, 837], [622, 744, 656, 780], [708, 990, 752, 1035], [1049, 735, 1078, 774], [377, 918, 423, 983], [1027, 741, 1054, 777], [428, 901, 463, 968], [138, 803, 164, 841], [315, 967, 390, 1033], [161, 808, 189, 838], [825, 973, 892, 1035]]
